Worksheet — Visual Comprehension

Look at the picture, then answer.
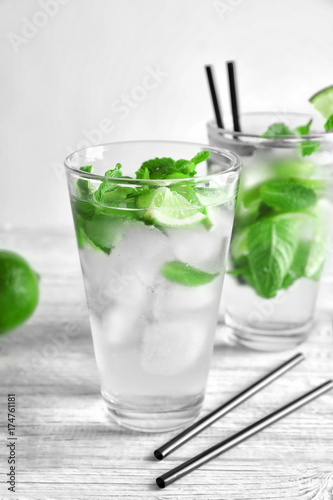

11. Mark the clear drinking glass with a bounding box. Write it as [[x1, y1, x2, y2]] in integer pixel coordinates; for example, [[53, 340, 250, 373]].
[[208, 113, 333, 351], [65, 141, 240, 432]]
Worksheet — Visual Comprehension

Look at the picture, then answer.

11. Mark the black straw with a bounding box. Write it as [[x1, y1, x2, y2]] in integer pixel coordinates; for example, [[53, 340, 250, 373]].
[[205, 65, 224, 129], [154, 353, 304, 460], [227, 60, 241, 132], [156, 379, 333, 489]]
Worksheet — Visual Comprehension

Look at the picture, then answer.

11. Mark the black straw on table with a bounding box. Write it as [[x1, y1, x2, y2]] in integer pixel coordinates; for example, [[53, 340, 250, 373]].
[[154, 352, 304, 460], [205, 65, 224, 129], [227, 60, 241, 132], [156, 379, 333, 489]]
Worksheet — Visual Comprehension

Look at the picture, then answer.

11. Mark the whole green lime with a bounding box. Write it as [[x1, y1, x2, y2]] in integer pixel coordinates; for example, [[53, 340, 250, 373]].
[[0, 250, 39, 334]]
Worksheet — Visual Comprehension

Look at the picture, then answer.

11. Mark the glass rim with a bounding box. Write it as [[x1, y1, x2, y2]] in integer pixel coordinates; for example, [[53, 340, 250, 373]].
[[64, 139, 241, 183], [208, 111, 333, 143]]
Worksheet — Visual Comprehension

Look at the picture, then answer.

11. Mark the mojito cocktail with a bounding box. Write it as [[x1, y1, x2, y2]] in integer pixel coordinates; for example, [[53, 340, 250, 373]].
[[65, 141, 240, 431], [208, 112, 333, 351]]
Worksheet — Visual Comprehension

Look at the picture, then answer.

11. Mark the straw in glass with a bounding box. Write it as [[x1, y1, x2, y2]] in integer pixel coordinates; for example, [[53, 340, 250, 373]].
[[205, 65, 224, 129], [227, 60, 241, 132]]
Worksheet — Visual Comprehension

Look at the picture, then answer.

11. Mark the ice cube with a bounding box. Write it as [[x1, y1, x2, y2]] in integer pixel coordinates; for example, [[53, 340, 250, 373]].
[[166, 280, 221, 312], [147, 273, 223, 324], [80, 248, 111, 291], [140, 318, 209, 376], [167, 210, 232, 270], [81, 221, 172, 314], [90, 305, 143, 347]]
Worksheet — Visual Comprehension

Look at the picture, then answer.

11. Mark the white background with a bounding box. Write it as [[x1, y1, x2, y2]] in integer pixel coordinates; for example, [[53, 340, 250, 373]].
[[1, 0, 333, 228]]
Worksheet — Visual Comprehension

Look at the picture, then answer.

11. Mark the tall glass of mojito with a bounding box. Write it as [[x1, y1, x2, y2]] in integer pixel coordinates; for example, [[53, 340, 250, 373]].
[[65, 141, 240, 432], [208, 112, 333, 351]]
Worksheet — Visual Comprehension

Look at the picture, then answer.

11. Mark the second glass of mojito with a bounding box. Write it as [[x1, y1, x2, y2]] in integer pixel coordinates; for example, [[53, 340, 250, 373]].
[[208, 113, 333, 351], [65, 141, 240, 432]]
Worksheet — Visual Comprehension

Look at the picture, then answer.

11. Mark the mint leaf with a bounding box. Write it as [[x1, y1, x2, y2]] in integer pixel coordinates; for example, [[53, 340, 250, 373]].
[[161, 261, 219, 287], [299, 140, 320, 157], [259, 180, 317, 212], [289, 176, 327, 194], [241, 185, 261, 208], [272, 158, 315, 178], [136, 158, 175, 179], [94, 182, 120, 204], [134, 188, 156, 208], [174, 160, 196, 177], [80, 165, 93, 173], [135, 151, 210, 180], [262, 123, 294, 138], [231, 226, 250, 262], [136, 166, 150, 179], [94, 164, 124, 204], [247, 217, 298, 298], [261, 121, 319, 156], [228, 267, 247, 276], [294, 118, 320, 157], [295, 119, 312, 136], [165, 172, 189, 179], [324, 114, 333, 131], [257, 202, 274, 218], [126, 185, 150, 199], [77, 165, 93, 199], [75, 166, 96, 226], [73, 214, 86, 248], [304, 213, 328, 280], [228, 261, 254, 287], [94, 183, 108, 203], [282, 240, 312, 289], [72, 199, 96, 220], [190, 151, 210, 165], [104, 163, 122, 178], [102, 186, 137, 206]]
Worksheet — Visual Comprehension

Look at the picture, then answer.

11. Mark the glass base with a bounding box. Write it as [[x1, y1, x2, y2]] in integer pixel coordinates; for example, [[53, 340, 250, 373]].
[[225, 313, 312, 352], [101, 390, 204, 433]]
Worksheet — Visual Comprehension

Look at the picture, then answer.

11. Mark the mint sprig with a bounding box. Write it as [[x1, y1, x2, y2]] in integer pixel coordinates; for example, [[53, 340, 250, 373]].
[[73, 150, 219, 260], [261, 119, 320, 157], [104, 163, 122, 178], [135, 151, 209, 180], [230, 176, 322, 297]]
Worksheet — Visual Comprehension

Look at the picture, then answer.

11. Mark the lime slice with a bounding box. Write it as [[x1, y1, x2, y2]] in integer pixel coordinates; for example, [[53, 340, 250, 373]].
[[83, 214, 125, 254], [145, 187, 205, 227], [309, 85, 333, 119], [195, 187, 227, 206]]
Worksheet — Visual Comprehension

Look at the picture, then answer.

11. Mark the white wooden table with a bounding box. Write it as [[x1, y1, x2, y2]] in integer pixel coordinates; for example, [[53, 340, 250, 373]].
[[0, 229, 332, 500]]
